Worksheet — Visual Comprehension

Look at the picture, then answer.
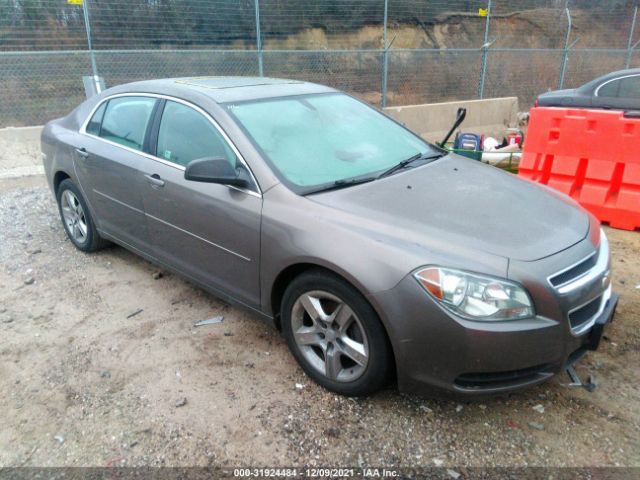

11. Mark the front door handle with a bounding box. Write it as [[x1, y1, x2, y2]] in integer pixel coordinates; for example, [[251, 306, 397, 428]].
[[75, 147, 89, 159], [144, 173, 165, 187]]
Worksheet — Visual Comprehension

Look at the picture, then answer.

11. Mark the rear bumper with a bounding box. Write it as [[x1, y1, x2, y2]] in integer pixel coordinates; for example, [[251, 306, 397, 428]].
[[368, 275, 618, 397]]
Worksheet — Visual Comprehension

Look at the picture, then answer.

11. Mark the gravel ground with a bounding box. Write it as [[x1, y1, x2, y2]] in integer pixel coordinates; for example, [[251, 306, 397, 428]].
[[0, 175, 639, 469]]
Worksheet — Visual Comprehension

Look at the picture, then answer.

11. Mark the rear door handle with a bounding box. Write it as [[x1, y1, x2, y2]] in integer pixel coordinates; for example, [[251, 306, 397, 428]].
[[144, 173, 165, 187], [75, 147, 89, 158]]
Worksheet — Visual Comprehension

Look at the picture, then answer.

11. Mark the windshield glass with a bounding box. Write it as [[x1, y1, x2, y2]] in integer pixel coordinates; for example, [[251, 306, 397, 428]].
[[225, 93, 435, 192]]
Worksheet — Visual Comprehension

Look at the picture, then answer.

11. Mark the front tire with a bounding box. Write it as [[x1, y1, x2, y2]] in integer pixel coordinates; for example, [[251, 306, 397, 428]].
[[281, 270, 392, 397], [56, 179, 108, 252]]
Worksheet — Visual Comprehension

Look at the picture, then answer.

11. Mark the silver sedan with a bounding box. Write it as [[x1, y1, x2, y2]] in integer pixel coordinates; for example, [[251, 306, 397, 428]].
[[42, 77, 617, 397]]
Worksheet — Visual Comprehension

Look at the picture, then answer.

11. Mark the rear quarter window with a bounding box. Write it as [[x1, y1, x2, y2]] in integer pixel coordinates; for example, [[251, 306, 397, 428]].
[[598, 79, 621, 98], [86, 102, 106, 136]]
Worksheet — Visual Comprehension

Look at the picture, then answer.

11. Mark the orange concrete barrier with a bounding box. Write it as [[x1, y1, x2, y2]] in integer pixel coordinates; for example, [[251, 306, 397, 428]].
[[518, 107, 640, 231]]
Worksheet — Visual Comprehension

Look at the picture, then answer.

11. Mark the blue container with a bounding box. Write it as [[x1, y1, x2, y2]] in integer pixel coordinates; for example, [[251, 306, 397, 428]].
[[453, 132, 483, 161]]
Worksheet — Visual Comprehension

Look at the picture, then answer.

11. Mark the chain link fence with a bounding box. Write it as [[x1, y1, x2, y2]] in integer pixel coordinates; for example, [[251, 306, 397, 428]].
[[1, 0, 639, 127]]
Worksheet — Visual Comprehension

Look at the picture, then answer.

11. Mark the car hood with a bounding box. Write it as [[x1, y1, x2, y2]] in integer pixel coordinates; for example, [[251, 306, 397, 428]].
[[308, 155, 589, 262]]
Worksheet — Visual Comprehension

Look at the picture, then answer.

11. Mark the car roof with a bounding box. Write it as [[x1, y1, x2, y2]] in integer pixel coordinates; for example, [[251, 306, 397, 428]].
[[578, 68, 640, 92], [105, 76, 337, 103]]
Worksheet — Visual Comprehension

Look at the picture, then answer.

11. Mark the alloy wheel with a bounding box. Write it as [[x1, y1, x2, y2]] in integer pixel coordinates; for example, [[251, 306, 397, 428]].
[[290, 290, 369, 382], [60, 189, 88, 244]]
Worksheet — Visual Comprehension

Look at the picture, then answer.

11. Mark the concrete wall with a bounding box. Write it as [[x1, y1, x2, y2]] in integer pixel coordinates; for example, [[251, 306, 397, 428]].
[[0, 126, 44, 178], [383, 97, 519, 144], [0, 97, 519, 178]]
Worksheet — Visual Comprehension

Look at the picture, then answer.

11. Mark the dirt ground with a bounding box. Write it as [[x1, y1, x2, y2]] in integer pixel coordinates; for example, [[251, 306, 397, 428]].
[[0, 175, 639, 469]]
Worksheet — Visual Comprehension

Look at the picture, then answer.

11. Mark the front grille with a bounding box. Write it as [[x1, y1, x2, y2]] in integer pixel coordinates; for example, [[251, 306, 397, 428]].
[[569, 295, 602, 330], [549, 253, 597, 287], [454, 363, 553, 390]]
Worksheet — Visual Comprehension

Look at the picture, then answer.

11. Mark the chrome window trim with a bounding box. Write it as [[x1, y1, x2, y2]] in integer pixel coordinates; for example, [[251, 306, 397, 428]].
[[547, 229, 609, 295], [594, 73, 640, 97], [79, 92, 262, 198]]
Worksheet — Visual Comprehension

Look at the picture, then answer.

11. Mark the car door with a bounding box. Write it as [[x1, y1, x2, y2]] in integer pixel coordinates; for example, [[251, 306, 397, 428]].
[[76, 95, 158, 252], [593, 74, 640, 110], [140, 98, 262, 308]]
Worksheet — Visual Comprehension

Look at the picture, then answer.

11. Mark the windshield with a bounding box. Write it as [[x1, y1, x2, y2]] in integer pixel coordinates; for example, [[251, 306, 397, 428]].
[[225, 93, 436, 192]]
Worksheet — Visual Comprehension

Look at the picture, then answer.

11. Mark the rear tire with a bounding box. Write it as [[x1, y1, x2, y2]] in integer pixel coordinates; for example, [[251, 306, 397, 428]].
[[281, 270, 392, 397], [56, 179, 109, 252]]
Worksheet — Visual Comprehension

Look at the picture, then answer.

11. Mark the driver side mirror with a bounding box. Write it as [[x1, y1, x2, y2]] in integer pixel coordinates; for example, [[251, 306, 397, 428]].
[[184, 157, 249, 189]]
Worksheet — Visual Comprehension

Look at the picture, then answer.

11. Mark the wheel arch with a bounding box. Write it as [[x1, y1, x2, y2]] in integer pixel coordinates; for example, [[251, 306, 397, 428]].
[[52, 170, 102, 232], [53, 170, 71, 194], [270, 261, 398, 384], [270, 261, 379, 331]]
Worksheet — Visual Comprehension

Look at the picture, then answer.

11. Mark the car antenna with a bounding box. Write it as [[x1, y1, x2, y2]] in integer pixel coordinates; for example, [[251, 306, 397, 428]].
[[438, 107, 467, 148]]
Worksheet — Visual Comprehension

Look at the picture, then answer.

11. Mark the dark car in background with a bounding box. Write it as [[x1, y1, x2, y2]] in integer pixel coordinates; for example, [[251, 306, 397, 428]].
[[41, 77, 617, 398], [537, 68, 640, 110]]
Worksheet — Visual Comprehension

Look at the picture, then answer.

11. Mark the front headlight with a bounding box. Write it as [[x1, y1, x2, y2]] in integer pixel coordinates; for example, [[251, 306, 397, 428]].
[[414, 267, 535, 321]]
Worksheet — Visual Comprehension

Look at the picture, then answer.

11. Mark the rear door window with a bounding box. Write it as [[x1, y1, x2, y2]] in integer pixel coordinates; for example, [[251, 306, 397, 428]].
[[617, 75, 640, 99], [99, 96, 157, 151]]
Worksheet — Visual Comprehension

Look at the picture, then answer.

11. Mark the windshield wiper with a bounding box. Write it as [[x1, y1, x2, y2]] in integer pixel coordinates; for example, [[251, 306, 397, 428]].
[[377, 151, 445, 179], [303, 151, 445, 195], [304, 176, 376, 195]]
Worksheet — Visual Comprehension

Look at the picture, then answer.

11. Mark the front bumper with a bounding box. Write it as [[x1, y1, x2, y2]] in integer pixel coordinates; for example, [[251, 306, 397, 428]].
[[584, 290, 618, 351], [368, 274, 618, 397]]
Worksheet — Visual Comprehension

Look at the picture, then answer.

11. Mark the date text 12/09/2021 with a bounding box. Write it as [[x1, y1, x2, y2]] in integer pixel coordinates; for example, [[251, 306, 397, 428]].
[[232, 468, 400, 477]]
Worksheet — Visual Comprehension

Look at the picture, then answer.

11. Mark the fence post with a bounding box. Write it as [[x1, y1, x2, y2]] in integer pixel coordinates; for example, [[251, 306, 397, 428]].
[[626, 6, 638, 69], [558, 8, 572, 89], [255, 0, 264, 76], [478, 0, 492, 99], [82, 0, 101, 91], [381, 0, 389, 108]]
